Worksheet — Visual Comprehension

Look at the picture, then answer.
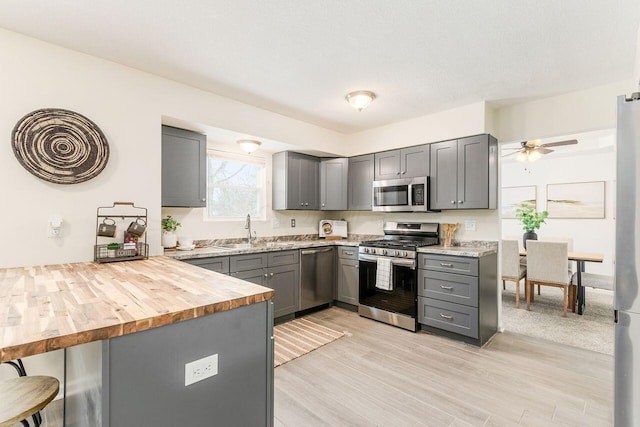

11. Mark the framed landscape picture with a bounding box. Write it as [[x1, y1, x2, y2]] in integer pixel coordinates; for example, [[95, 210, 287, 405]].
[[546, 181, 605, 218], [501, 186, 537, 218]]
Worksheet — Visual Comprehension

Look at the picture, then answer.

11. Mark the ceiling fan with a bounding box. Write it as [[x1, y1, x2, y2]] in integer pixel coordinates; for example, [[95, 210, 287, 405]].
[[502, 139, 578, 162]]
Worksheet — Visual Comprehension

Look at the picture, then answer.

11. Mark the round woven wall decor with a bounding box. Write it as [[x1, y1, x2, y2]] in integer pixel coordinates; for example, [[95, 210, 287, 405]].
[[12, 108, 109, 184]]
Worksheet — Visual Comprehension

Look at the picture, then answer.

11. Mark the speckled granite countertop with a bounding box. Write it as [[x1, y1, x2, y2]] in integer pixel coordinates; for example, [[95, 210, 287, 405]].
[[166, 237, 498, 260]]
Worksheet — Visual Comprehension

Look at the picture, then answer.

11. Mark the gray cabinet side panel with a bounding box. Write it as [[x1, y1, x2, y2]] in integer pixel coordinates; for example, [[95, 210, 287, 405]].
[[488, 135, 498, 209], [478, 253, 498, 345], [272, 152, 288, 210], [104, 303, 271, 427], [401, 145, 430, 178], [348, 154, 374, 210], [429, 140, 458, 210], [321, 158, 348, 210], [457, 135, 489, 209], [161, 126, 206, 208], [337, 258, 359, 305]]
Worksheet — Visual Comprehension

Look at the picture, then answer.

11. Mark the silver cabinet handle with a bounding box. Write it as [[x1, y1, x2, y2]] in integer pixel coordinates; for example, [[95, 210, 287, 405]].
[[322, 203, 325, 207], [270, 272, 274, 277], [440, 285, 453, 290], [451, 200, 456, 204], [305, 203, 308, 206], [201, 198, 206, 202], [344, 251, 354, 255], [264, 273, 268, 277], [458, 200, 463, 204], [300, 203, 304, 206], [440, 314, 453, 320], [440, 263, 454, 267], [401, 171, 406, 174]]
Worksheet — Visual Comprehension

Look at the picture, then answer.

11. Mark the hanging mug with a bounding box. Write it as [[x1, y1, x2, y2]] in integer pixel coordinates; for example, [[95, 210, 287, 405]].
[[127, 217, 147, 237], [97, 218, 117, 237]]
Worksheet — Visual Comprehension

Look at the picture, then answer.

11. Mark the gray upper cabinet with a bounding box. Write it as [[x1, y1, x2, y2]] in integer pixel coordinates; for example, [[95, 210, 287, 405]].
[[348, 154, 374, 211], [161, 126, 207, 207], [430, 134, 497, 210], [320, 158, 348, 210], [272, 152, 320, 210], [374, 145, 429, 180]]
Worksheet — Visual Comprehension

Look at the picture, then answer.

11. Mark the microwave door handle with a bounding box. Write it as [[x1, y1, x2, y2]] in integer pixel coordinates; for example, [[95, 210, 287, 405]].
[[407, 184, 413, 207]]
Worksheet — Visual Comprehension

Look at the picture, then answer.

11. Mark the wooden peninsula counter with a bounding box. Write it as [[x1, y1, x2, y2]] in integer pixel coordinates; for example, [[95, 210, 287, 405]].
[[0, 256, 275, 426]]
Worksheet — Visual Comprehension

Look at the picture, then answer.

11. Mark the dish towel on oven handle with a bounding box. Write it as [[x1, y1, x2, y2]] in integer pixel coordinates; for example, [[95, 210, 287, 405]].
[[375, 257, 393, 291]]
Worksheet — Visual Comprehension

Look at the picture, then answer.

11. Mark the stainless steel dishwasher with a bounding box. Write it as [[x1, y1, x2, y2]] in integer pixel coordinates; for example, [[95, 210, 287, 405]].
[[300, 247, 334, 310]]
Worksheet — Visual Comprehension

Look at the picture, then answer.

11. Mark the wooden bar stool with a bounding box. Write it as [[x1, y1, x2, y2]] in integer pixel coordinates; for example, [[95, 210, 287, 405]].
[[0, 360, 59, 427]]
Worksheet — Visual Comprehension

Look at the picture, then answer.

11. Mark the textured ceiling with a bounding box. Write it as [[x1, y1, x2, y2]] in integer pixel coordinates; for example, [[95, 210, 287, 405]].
[[0, 1, 638, 133]]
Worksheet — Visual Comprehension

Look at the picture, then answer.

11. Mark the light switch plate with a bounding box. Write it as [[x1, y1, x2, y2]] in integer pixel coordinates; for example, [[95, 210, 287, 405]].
[[464, 220, 477, 232], [185, 354, 218, 386]]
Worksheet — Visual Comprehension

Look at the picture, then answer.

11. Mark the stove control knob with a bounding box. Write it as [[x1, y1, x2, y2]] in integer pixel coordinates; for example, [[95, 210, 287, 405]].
[[403, 251, 409, 257], [363, 248, 369, 254], [382, 249, 388, 255]]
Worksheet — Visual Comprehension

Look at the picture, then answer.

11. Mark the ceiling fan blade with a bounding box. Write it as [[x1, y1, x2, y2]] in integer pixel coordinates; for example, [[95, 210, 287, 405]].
[[502, 151, 523, 157], [537, 148, 554, 154], [502, 147, 523, 151], [539, 139, 578, 148]]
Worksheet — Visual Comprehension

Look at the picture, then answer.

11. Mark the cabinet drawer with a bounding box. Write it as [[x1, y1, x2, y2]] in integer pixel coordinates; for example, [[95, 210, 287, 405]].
[[184, 257, 230, 274], [337, 246, 358, 260], [418, 297, 478, 339], [230, 253, 268, 273], [418, 270, 478, 307], [419, 254, 478, 276], [268, 250, 299, 267]]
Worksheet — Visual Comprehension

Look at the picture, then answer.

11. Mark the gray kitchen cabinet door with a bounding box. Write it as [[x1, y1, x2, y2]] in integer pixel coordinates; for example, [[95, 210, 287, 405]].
[[161, 126, 207, 207], [348, 154, 374, 210], [272, 152, 319, 210], [320, 158, 348, 210], [429, 139, 459, 210], [268, 264, 300, 318], [457, 134, 497, 210], [300, 155, 320, 210], [337, 257, 359, 305], [374, 149, 401, 180], [401, 145, 430, 178], [231, 268, 266, 286]]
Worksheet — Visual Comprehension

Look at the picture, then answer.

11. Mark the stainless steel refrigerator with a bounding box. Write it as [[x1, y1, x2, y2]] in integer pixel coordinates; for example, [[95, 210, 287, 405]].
[[616, 92, 640, 426]]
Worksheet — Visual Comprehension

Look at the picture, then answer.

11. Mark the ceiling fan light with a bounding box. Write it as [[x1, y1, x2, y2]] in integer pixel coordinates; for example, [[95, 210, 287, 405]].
[[345, 90, 376, 111], [527, 150, 541, 162], [236, 139, 261, 154], [516, 152, 527, 162]]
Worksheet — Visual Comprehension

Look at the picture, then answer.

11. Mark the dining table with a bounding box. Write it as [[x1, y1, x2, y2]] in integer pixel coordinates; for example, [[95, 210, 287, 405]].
[[519, 249, 604, 315]]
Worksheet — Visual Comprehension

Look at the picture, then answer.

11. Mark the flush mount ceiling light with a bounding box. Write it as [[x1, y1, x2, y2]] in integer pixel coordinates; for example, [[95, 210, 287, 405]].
[[345, 90, 376, 111], [236, 139, 261, 154]]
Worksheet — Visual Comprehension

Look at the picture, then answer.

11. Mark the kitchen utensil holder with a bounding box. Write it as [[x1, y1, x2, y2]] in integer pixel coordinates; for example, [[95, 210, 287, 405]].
[[94, 202, 149, 263]]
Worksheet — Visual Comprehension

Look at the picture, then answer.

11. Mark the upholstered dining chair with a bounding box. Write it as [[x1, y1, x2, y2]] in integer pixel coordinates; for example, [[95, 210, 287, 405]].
[[525, 241, 573, 317], [501, 240, 527, 308]]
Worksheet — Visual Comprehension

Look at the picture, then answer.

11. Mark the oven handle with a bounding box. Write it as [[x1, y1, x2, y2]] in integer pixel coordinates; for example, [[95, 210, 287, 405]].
[[358, 254, 416, 269]]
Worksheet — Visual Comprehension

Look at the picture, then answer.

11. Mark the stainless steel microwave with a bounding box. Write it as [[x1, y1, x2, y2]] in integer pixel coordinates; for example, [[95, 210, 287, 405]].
[[372, 176, 434, 212]]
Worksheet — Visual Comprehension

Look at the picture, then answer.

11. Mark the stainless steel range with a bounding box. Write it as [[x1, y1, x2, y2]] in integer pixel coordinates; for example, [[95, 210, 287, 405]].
[[358, 222, 440, 331]]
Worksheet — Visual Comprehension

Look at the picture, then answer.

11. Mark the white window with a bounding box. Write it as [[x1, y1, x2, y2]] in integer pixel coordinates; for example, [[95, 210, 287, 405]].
[[206, 150, 266, 220]]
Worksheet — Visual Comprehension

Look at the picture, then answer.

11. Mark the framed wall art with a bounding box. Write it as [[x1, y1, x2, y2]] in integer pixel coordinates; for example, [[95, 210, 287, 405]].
[[546, 181, 605, 218], [501, 186, 537, 218]]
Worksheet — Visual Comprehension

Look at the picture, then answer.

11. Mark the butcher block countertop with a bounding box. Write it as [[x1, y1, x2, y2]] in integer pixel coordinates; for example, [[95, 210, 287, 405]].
[[0, 256, 274, 362]]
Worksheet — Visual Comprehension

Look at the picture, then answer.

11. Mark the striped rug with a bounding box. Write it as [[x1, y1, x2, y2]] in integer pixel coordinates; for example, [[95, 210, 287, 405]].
[[274, 318, 345, 367]]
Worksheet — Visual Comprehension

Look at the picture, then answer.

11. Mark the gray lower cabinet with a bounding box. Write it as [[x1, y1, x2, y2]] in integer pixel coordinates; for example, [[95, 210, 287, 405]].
[[184, 256, 230, 274], [374, 145, 429, 181], [320, 158, 348, 210], [336, 246, 359, 305], [417, 252, 497, 346], [230, 251, 300, 318], [429, 134, 497, 210], [161, 125, 207, 208], [272, 151, 320, 210], [348, 154, 374, 210]]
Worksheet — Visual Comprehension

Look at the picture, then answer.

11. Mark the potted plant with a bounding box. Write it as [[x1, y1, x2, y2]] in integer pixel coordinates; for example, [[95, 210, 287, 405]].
[[107, 242, 120, 258], [161, 216, 181, 248], [515, 206, 549, 249]]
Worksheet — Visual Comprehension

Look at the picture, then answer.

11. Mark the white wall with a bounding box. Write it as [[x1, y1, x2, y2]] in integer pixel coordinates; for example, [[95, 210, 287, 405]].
[[0, 28, 344, 269], [501, 142, 616, 275], [344, 102, 488, 156]]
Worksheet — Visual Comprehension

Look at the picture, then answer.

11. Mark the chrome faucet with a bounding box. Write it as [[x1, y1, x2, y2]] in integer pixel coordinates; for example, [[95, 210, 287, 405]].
[[245, 214, 256, 244]]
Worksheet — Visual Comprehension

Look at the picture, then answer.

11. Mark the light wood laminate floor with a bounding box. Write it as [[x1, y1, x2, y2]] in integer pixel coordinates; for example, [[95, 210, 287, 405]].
[[274, 307, 613, 427]]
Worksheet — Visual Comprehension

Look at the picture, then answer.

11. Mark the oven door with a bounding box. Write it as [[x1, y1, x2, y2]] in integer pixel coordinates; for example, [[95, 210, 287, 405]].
[[358, 255, 417, 318]]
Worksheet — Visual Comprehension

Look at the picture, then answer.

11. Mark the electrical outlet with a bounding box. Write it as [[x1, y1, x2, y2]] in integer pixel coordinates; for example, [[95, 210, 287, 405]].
[[464, 220, 477, 232], [291, 219, 296, 228], [185, 354, 218, 386]]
